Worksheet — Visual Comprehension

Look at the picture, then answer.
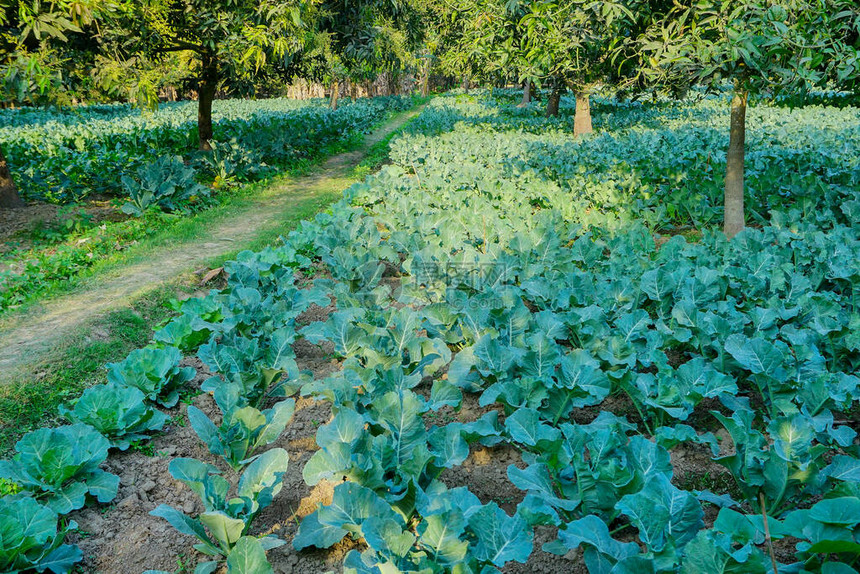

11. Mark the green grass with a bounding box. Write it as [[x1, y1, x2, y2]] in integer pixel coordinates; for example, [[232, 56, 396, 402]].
[[0, 284, 179, 453], [677, 470, 743, 502], [0, 135, 356, 319]]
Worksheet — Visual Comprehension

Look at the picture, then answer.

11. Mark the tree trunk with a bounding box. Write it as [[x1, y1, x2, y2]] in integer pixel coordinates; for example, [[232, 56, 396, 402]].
[[724, 89, 748, 238], [330, 79, 339, 110], [421, 62, 430, 97], [517, 80, 531, 107], [546, 88, 561, 117], [573, 91, 592, 135], [198, 56, 218, 151], [461, 75, 470, 92], [0, 145, 24, 209]]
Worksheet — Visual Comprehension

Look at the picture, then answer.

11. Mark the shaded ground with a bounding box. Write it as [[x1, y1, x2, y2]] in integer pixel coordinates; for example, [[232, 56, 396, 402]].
[[0, 107, 421, 383]]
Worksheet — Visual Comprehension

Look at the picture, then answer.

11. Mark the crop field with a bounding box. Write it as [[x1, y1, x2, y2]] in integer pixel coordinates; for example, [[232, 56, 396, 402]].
[[0, 96, 414, 204], [0, 95, 414, 313], [3, 90, 860, 574]]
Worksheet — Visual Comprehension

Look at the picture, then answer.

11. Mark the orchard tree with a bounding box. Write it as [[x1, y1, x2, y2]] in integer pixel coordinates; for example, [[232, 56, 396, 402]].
[[458, 0, 532, 105], [519, 0, 645, 130], [641, 0, 860, 237], [105, 0, 319, 150], [1, 0, 106, 208], [92, 52, 197, 107], [318, 0, 422, 109], [421, 0, 484, 92]]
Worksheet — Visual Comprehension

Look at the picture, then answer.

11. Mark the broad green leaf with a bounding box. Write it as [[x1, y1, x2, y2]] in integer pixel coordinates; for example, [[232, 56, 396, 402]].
[[428, 424, 469, 468], [149, 505, 218, 555], [317, 482, 402, 534], [504, 408, 561, 447], [236, 448, 288, 503], [551, 514, 639, 566], [724, 335, 784, 376], [226, 537, 273, 574], [417, 511, 469, 565], [808, 498, 860, 526], [467, 502, 533, 566], [361, 517, 415, 559], [768, 414, 814, 462], [616, 475, 703, 552], [293, 510, 348, 551], [824, 456, 860, 482], [199, 512, 245, 550]]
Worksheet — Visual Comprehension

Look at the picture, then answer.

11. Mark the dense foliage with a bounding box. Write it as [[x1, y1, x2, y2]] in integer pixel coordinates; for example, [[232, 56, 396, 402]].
[[392, 89, 860, 231], [0, 94, 415, 316]]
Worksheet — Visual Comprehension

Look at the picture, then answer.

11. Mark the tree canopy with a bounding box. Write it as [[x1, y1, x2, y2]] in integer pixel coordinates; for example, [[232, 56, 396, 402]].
[[101, 0, 319, 147]]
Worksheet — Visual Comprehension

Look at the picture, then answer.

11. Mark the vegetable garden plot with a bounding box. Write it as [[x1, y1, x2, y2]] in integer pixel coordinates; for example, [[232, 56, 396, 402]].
[[0, 96, 414, 204], [2, 92, 860, 573]]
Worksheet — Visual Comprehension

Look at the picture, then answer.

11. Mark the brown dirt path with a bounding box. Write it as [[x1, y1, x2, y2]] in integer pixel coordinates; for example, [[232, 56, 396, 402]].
[[0, 107, 422, 383]]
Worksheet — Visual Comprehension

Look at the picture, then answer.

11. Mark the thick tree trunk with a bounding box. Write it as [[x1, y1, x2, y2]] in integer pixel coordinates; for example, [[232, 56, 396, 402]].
[[461, 75, 470, 92], [0, 145, 24, 208], [198, 56, 218, 151], [517, 80, 531, 107], [573, 91, 592, 135], [724, 89, 748, 238], [330, 79, 339, 110]]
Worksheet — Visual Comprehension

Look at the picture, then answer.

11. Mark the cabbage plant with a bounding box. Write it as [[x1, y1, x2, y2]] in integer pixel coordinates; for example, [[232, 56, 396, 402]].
[[143, 536, 273, 574], [107, 346, 195, 408], [0, 424, 119, 514], [0, 496, 82, 573], [150, 448, 288, 562], [187, 383, 295, 470], [59, 383, 169, 450], [121, 155, 209, 216]]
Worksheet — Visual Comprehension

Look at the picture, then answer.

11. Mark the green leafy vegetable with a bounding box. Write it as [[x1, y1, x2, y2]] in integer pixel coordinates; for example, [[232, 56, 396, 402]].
[[107, 346, 195, 408], [0, 496, 82, 574], [150, 449, 288, 559], [187, 383, 295, 470], [0, 424, 118, 514], [58, 383, 169, 450]]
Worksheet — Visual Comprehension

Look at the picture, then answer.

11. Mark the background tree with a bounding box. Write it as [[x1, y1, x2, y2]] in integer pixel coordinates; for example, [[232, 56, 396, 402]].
[[421, 0, 483, 92], [459, 0, 533, 105], [277, 0, 422, 110], [1, 0, 106, 208], [641, 0, 860, 237], [91, 52, 197, 107], [104, 0, 319, 150], [519, 0, 644, 128]]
